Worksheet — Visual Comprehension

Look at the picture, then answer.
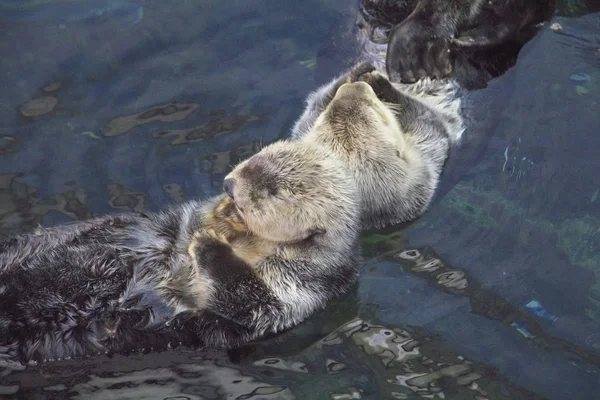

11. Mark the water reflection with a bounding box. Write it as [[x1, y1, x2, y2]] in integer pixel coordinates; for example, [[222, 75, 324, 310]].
[[1, 312, 545, 399], [393, 247, 600, 366], [104, 103, 200, 137], [0, 173, 93, 236], [154, 114, 262, 145], [107, 183, 148, 212]]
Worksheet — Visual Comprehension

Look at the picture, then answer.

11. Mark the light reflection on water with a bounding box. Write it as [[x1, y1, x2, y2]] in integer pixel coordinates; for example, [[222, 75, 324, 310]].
[[0, 0, 599, 399]]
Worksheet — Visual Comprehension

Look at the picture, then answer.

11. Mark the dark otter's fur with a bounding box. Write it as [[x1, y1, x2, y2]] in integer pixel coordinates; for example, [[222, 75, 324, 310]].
[[0, 141, 360, 368], [359, 0, 556, 87]]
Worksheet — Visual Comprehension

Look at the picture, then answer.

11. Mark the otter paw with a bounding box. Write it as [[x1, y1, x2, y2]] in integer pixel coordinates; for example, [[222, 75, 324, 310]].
[[190, 230, 232, 267], [197, 229, 229, 245], [357, 71, 394, 97], [386, 16, 453, 83], [189, 230, 230, 258], [348, 61, 377, 83], [358, 70, 386, 85]]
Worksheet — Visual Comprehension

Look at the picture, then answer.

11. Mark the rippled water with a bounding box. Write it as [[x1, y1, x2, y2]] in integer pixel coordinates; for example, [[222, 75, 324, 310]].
[[0, 1, 599, 399]]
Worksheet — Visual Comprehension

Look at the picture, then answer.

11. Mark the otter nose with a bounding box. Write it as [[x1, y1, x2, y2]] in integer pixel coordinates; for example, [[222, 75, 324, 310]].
[[223, 178, 235, 199]]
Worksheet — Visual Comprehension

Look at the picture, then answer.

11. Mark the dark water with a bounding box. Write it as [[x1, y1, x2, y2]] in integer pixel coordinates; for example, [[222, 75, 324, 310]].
[[0, 1, 599, 399]]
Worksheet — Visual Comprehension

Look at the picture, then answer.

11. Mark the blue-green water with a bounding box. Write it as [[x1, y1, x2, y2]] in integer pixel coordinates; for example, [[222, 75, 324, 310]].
[[0, 1, 599, 399]]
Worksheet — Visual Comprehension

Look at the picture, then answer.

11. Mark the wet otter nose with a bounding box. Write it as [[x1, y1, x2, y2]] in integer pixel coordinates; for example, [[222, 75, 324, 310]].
[[223, 178, 235, 199]]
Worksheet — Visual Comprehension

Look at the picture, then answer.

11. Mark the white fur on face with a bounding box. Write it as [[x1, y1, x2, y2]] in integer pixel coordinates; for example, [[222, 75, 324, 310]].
[[312, 81, 409, 161], [225, 141, 359, 244]]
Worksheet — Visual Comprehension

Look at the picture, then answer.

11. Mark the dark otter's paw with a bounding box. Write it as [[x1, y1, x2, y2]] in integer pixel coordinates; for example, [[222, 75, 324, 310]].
[[386, 16, 452, 83], [348, 61, 377, 83], [358, 69, 387, 86], [357, 70, 396, 100]]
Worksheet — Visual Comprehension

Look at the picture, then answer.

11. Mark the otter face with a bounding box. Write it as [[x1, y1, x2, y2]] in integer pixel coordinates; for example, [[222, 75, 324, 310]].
[[311, 79, 406, 156], [224, 141, 358, 243]]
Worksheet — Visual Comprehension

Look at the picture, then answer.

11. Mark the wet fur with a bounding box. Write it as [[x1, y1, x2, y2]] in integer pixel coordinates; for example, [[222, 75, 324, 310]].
[[0, 154, 361, 367], [201, 196, 277, 265], [359, 0, 555, 87], [291, 61, 463, 229], [287, 0, 553, 229]]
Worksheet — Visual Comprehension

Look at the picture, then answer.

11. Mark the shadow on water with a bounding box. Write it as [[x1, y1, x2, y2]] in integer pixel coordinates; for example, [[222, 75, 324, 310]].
[[0, 0, 599, 399]]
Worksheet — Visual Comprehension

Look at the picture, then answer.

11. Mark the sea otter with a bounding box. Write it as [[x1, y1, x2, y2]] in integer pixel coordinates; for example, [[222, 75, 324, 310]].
[[282, 0, 555, 228], [288, 61, 463, 229], [360, 0, 556, 86], [0, 140, 360, 368]]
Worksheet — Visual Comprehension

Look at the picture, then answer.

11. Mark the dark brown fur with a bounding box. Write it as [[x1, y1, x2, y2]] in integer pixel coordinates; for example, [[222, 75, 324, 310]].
[[0, 150, 361, 367]]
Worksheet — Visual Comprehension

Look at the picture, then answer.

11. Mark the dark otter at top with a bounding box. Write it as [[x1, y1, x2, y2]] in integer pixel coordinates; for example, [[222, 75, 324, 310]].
[[360, 0, 556, 86]]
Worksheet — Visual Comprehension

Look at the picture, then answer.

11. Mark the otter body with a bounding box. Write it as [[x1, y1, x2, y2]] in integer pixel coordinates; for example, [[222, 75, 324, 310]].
[[285, 0, 553, 228], [285, 0, 554, 229], [290, 61, 463, 230], [0, 143, 360, 367]]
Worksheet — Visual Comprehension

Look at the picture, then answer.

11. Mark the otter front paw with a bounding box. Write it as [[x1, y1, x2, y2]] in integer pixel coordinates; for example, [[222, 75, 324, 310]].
[[189, 230, 231, 266], [348, 61, 377, 83], [357, 70, 398, 102], [358, 70, 389, 89], [198, 229, 229, 245], [386, 16, 452, 83]]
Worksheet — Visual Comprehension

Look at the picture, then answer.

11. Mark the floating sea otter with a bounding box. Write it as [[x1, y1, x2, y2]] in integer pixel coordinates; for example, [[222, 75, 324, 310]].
[[0, 142, 361, 368]]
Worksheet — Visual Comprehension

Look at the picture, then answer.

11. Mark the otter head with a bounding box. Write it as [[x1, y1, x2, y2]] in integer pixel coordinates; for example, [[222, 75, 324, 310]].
[[311, 78, 405, 156], [223, 140, 359, 244]]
